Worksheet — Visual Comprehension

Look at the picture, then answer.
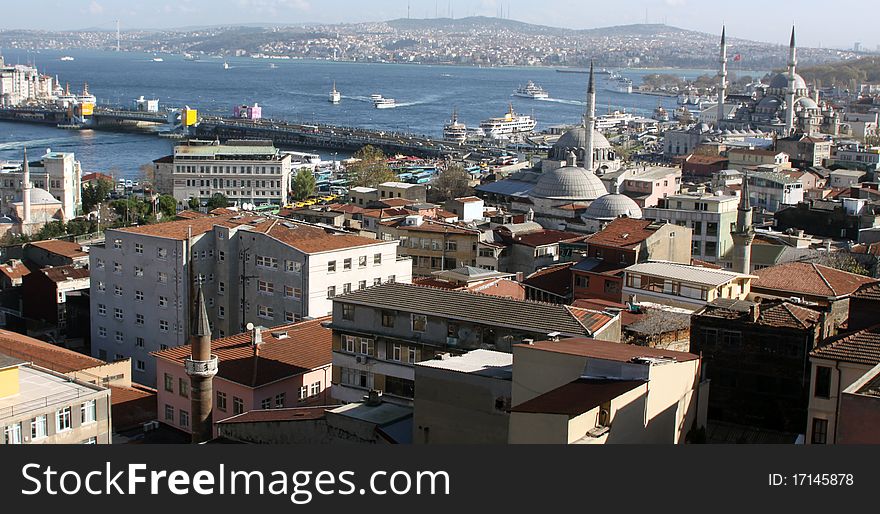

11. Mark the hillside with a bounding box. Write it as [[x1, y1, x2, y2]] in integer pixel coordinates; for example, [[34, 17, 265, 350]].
[[798, 57, 880, 87]]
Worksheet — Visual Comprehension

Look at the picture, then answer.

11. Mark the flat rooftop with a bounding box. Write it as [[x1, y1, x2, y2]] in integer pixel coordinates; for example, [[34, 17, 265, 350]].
[[329, 401, 412, 426], [416, 349, 513, 379], [0, 364, 105, 420], [625, 261, 750, 286]]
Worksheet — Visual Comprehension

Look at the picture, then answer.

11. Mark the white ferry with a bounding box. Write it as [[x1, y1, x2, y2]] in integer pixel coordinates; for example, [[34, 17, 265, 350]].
[[329, 82, 341, 104], [652, 105, 670, 123], [443, 110, 468, 143], [223, 61, 229, 70], [60, 56, 75, 61], [478, 104, 536, 139], [595, 110, 636, 131], [513, 81, 549, 99], [372, 94, 396, 109], [606, 76, 633, 94], [152, 57, 164, 62]]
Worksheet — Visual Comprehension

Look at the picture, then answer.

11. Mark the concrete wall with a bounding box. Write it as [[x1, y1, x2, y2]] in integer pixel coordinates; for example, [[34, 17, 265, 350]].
[[806, 358, 874, 444]]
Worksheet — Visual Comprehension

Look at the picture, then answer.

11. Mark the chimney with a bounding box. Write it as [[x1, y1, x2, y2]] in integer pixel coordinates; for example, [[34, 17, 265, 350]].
[[749, 302, 760, 323], [364, 390, 383, 406]]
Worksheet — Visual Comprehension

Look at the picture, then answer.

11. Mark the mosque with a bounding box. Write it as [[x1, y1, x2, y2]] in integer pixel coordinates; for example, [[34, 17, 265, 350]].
[[0, 149, 66, 239]]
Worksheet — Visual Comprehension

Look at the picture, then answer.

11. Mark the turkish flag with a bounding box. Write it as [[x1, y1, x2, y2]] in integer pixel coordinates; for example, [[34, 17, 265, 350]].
[[733, 54, 742, 62]]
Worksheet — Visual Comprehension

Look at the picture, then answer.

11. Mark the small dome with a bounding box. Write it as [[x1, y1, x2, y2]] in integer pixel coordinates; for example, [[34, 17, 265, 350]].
[[769, 72, 807, 92], [795, 97, 819, 110], [582, 194, 643, 220], [757, 96, 782, 111], [14, 188, 61, 205], [531, 164, 608, 201]]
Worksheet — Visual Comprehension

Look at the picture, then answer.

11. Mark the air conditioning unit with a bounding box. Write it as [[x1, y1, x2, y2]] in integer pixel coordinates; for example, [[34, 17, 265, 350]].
[[355, 355, 368, 364], [143, 420, 159, 432]]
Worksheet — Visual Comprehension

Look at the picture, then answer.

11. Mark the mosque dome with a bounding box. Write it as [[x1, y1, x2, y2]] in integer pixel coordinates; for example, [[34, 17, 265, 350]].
[[769, 72, 807, 92], [549, 126, 611, 160], [795, 97, 819, 110], [530, 164, 608, 201], [582, 194, 643, 220], [14, 188, 61, 205], [757, 96, 782, 111]]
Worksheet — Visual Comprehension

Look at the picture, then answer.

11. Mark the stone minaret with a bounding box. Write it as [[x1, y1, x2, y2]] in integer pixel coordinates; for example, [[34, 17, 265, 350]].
[[785, 26, 798, 135], [717, 26, 728, 127], [583, 61, 596, 172], [21, 148, 31, 225], [185, 285, 217, 444], [731, 173, 755, 274]]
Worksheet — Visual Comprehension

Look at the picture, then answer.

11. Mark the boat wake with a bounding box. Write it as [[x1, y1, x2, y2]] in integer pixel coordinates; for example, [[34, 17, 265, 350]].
[[537, 97, 585, 106]]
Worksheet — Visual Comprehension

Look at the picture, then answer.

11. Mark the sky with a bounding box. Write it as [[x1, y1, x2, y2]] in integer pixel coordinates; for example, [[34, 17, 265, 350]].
[[4, 0, 877, 50]]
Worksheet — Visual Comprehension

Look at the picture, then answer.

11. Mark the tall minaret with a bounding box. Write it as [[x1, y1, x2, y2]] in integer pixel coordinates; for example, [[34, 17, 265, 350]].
[[185, 284, 217, 444], [583, 60, 596, 172], [21, 148, 31, 225], [731, 172, 755, 274], [717, 26, 728, 127], [784, 26, 798, 135]]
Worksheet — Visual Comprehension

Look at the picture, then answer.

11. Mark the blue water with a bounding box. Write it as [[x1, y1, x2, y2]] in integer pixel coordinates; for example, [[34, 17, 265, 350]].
[[0, 48, 766, 178]]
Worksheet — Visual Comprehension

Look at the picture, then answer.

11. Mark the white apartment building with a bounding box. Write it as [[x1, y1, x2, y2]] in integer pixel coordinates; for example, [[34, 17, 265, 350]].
[[89, 213, 411, 387], [747, 171, 804, 213], [0, 150, 82, 220], [156, 140, 293, 209], [643, 193, 740, 263]]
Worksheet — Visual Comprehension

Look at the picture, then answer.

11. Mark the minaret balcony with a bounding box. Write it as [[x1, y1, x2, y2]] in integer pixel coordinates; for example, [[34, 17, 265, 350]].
[[184, 355, 219, 377]]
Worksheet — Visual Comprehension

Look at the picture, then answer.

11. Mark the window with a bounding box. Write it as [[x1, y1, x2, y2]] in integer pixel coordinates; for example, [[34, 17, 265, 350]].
[[310, 381, 321, 396], [706, 222, 718, 237], [359, 337, 375, 356], [179, 378, 189, 398], [98, 326, 107, 338], [811, 418, 828, 444], [159, 296, 168, 308], [692, 240, 702, 255], [392, 344, 402, 361], [218, 251, 225, 261], [445, 241, 458, 251], [136, 360, 145, 372], [382, 311, 395, 328], [327, 286, 336, 298], [160, 320, 169, 332], [4, 423, 22, 444], [97, 303, 106, 316], [134, 266, 144, 277], [218, 282, 225, 294], [114, 308, 124, 320], [327, 260, 336, 273], [81, 400, 96, 424], [255, 255, 278, 269], [705, 241, 717, 257], [115, 331, 124, 344], [257, 280, 274, 294], [56, 407, 72, 432], [31, 415, 47, 440], [359, 255, 367, 268], [388, 275, 396, 283], [157, 247, 167, 259], [343, 258, 352, 270], [179, 410, 189, 428], [275, 393, 285, 408], [114, 285, 123, 296], [258, 305, 274, 320], [96, 258, 105, 269], [261, 398, 272, 410], [164, 373, 174, 392], [374, 253, 382, 265], [158, 272, 167, 284], [343, 283, 351, 294], [136, 313, 144, 326], [692, 221, 702, 235], [344, 335, 356, 353], [358, 280, 367, 290], [341, 367, 372, 389], [342, 304, 355, 320], [408, 346, 417, 363], [97, 281, 106, 292], [135, 243, 143, 254], [374, 278, 382, 286], [164, 404, 174, 421], [299, 385, 308, 400], [134, 290, 144, 301], [114, 238, 122, 249], [575, 275, 590, 288], [82, 437, 97, 444], [385, 376, 415, 399], [217, 391, 227, 411], [218, 306, 225, 318], [814, 366, 832, 398], [233, 397, 244, 415], [412, 314, 427, 332]]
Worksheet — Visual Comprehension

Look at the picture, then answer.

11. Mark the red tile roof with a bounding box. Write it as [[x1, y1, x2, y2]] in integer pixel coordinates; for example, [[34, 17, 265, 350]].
[[81, 172, 114, 182], [572, 299, 642, 326], [586, 218, 660, 249], [0, 261, 31, 282], [810, 324, 880, 366], [516, 337, 700, 362], [153, 317, 332, 388], [511, 378, 646, 416], [853, 282, 880, 301], [27, 239, 88, 259], [752, 262, 878, 299], [523, 263, 574, 298], [253, 219, 386, 254], [110, 384, 157, 431], [216, 407, 329, 424], [757, 301, 822, 329], [38, 265, 90, 283], [508, 229, 587, 248], [0, 329, 106, 373], [117, 214, 242, 240]]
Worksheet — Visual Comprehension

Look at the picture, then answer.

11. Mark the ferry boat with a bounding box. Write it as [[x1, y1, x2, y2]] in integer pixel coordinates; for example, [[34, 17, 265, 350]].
[[223, 61, 229, 70], [478, 104, 537, 139], [60, 56, 75, 61], [442, 110, 468, 143], [371, 95, 396, 109], [513, 81, 549, 99], [152, 57, 164, 62], [183, 53, 197, 61], [595, 110, 636, 131], [652, 104, 670, 123], [606, 76, 633, 94], [329, 82, 341, 104]]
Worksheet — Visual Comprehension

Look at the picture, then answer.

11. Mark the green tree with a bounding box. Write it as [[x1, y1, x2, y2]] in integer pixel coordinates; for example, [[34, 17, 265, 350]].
[[81, 178, 114, 213], [66, 218, 98, 236], [158, 195, 177, 217], [206, 193, 229, 210], [111, 198, 151, 226], [818, 253, 870, 276], [291, 167, 317, 201], [35, 221, 66, 240], [188, 197, 201, 210], [429, 164, 472, 202], [347, 145, 395, 188]]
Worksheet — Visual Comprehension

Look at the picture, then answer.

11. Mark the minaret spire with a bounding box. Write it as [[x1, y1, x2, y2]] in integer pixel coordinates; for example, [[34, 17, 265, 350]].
[[784, 25, 798, 135], [21, 148, 31, 225], [583, 60, 596, 172], [185, 283, 218, 444], [717, 26, 728, 127], [731, 172, 755, 274]]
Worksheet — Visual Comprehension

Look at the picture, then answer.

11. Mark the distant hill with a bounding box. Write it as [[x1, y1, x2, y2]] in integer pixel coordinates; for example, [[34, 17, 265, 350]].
[[385, 16, 566, 34], [798, 57, 880, 87]]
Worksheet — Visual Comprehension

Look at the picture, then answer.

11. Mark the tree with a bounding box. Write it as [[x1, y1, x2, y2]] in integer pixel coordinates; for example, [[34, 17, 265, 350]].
[[110, 197, 151, 226], [188, 197, 200, 210], [158, 195, 177, 217], [818, 253, 870, 276], [82, 178, 114, 213], [206, 193, 229, 210], [429, 164, 472, 202], [138, 162, 156, 189], [347, 145, 395, 188], [35, 221, 66, 240], [291, 167, 316, 201]]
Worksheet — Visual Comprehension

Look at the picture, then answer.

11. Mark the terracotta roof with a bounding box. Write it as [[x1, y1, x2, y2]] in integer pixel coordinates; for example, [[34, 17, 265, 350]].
[[175, 210, 209, 219], [455, 196, 483, 203], [853, 282, 880, 301], [523, 263, 574, 298], [0, 329, 106, 373], [27, 239, 88, 259], [216, 407, 329, 424], [586, 218, 661, 249], [38, 265, 90, 283], [116, 214, 242, 240], [506, 229, 587, 248], [572, 299, 642, 327], [685, 155, 728, 165], [811, 324, 880, 366], [690, 258, 723, 269], [153, 317, 332, 388], [757, 301, 822, 329], [381, 217, 478, 235], [752, 262, 878, 299], [373, 198, 416, 208], [516, 337, 700, 362], [0, 261, 31, 281], [81, 172, 114, 182], [512, 378, 646, 416], [110, 384, 157, 431], [360, 207, 411, 219], [253, 219, 386, 254], [851, 243, 880, 257]]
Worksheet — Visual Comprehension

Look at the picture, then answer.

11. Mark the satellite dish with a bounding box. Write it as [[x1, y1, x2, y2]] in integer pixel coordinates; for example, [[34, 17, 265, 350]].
[[246, 322, 254, 331]]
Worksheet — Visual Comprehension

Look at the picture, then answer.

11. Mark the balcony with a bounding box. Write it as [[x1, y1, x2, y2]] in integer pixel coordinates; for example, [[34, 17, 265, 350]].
[[184, 355, 219, 377]]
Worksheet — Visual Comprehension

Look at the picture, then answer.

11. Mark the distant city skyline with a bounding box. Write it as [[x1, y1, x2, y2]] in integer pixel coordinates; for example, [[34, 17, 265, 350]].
[[3, 0, 878, 50]]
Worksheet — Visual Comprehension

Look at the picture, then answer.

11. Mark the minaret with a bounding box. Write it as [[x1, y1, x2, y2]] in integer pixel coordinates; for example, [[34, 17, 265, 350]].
[[583, 60, 596, 172], [731, 172, 755, 274], [784, 26, 798, 135], [185, 284, 218, 444], [21, 148, 31, 225], [717, 26, 728, 127]]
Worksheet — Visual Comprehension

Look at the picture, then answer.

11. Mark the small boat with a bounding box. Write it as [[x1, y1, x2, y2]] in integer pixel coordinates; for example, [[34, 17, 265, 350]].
[[513, 81, 549, 99], [152, 57, 164, 62], [329, 82, 341, 104], [183, 53, 196, 61], [373, 97, 396, 109], [269, 63, 278, 69], [60, 56, 75, 61], [223, 61, 229, 69]]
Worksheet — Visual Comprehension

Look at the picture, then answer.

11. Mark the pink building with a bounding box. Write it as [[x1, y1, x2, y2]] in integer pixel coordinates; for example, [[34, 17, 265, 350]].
[[233, 103, 262, 120], [153, 316, 332, 436], [617, 166, 682, 208]]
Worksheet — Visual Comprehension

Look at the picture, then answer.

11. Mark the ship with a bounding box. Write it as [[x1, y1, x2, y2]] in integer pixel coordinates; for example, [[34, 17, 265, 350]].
[[595, 110, 636, 131], [60, 56, 75, 61], [183, 53, 197, 61], [513, 81, 549, 99], [652, 104, 670, 123], [443, 110, 468, 143], [606, 76, 633, 94], [152, 57, 164, 62], [223, 61, 229, 70], [371, 94, 396, 109], [329, 81, 341, 104], [478, 104, 536, 139]]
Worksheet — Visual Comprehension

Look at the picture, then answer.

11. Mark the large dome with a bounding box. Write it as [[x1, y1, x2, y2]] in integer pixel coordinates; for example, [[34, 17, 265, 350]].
[[550, 126, 611, 157], [530, 164, 608, 201], [582, 194, 643, 220], [14, 188, 61, 205], [769, 72, 807, 92]]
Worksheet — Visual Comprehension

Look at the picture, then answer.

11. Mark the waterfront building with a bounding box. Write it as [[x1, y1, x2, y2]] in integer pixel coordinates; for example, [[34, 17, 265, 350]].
[[89, 212, 410, 387], [154, 140, 292, 209], [0, 149, 82, 224], [643, 193, 740, 264]]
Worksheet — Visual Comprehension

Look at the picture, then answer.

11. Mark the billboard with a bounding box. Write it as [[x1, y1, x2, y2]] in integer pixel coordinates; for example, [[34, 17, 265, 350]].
[[79, 102, 94, 116], [183, 108, 198, 126]]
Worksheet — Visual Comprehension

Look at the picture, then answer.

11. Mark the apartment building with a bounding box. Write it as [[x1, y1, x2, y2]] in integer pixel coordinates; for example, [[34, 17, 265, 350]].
[[154, 140, 293, 208], [1, 354, 111, 445], [376, 214, 486, 276], [746, 171, 804, 212], [622, 262, 752, 310], [643, 193, 740, 263], [726, 148, 790, 171], [776, 134, 832, 168], [0, 150, 81, 220], [90, 213, 410, 387], [329, 282, 620, 405]]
